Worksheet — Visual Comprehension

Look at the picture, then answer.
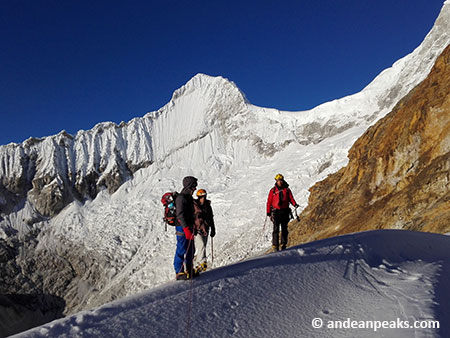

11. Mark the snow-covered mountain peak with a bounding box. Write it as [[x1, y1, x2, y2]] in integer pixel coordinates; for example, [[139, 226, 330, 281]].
[[170, 73, 248, 105], [181, 73, 232, 90]]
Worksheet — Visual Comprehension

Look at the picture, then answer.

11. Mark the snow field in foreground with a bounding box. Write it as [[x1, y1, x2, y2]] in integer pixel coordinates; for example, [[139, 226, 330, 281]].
[[16, 230, 450, 338]]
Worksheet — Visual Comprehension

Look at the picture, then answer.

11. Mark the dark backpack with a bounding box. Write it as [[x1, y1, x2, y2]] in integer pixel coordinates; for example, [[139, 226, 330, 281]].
[[161, 192, 178, 228]]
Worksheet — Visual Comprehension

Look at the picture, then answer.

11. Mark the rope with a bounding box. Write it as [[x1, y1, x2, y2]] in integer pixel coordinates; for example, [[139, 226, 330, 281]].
[[185, 237, 195, 338], [174, 231, 194, 338]]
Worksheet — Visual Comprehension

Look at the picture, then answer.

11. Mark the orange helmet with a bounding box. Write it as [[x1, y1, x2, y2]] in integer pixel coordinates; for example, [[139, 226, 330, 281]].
[[196, 189, 207, 197]]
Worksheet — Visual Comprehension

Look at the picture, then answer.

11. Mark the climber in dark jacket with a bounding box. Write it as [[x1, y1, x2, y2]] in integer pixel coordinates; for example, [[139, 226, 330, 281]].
[[193, 189, 216, 272], [174, 176, 198, 280]]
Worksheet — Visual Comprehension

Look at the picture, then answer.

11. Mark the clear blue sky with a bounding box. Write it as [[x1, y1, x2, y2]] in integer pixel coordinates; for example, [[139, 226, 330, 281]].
[[0, 0, 445, 145]]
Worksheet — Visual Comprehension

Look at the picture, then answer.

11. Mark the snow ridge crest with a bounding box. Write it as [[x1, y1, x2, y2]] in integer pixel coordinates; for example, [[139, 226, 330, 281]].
[[170, 73, 248, 104]]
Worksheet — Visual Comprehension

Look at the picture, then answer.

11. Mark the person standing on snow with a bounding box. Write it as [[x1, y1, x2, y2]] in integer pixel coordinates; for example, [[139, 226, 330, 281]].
[[266, 174, 299, 251], [174, 176, 198, 280], [193, 189, 216, 272]]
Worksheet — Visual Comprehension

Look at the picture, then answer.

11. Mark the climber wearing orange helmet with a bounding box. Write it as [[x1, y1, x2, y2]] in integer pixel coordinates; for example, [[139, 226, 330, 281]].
[[193, 189, 216, 272], [266, 174, 299, 251]]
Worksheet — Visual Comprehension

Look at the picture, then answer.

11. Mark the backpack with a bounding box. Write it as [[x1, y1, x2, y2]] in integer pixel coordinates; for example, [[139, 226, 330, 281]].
[[161, 192, 179, 229]]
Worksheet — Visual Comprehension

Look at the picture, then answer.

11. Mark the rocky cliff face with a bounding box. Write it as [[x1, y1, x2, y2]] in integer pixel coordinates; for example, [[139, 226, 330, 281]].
[[290, 44, 450, 245]]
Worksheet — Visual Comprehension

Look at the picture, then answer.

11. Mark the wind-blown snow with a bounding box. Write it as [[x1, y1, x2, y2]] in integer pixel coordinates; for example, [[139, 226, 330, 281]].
[[1, 0, 450, 318], [15, 230, 450, 338]]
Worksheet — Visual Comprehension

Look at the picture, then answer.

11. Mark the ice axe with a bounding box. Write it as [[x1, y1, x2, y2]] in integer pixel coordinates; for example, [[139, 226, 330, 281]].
[[294, 206, 300, 221], [263, 215, 269, 241]]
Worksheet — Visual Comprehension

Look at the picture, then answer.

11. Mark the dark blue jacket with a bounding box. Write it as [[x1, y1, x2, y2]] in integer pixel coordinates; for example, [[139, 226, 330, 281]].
[[176, 192, 195, 229], [175, 176, 197, 229]]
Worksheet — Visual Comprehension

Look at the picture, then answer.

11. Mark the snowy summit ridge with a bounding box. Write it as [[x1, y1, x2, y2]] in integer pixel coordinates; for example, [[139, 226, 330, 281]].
[[170, 73, 248, 104]]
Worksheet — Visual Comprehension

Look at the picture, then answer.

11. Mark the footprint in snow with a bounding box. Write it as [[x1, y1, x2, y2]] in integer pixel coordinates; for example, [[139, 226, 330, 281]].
[[222, 300, 239, 310], [321, 309, 333, 315]]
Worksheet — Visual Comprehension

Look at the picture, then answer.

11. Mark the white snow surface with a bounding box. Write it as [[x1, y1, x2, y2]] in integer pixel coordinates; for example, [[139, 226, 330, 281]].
[[15, 230, 450, 338], [1, 0, 450, 316]]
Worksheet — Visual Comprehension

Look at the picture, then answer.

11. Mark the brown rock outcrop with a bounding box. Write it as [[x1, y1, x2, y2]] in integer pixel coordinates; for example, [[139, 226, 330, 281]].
[[290, 44, 450, 245]]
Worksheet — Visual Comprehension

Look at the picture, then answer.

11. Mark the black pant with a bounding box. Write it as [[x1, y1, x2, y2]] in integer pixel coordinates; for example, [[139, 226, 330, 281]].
[[271, 209, 290, 248]]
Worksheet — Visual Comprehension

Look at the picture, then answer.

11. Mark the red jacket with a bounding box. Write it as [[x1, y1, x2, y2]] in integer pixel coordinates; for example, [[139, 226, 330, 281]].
[[267, 182, 297, 214]]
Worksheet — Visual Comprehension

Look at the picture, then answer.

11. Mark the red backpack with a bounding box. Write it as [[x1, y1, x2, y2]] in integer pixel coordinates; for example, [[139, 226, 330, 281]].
[[161, 192, 178, 229]]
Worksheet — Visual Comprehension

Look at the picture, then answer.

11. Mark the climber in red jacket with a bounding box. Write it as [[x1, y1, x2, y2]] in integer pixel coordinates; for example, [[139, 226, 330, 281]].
[[266, 173, 299, 251]]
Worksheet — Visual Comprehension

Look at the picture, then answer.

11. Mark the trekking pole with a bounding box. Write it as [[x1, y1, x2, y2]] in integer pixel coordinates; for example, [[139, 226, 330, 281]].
[[263, 216, 268, 241], [211, 237, 214, 266], [294, 207, 300, 221]]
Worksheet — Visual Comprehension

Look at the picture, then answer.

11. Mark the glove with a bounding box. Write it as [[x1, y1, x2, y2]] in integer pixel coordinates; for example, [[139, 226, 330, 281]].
[[210, 229, 216, 238], [267, 212, 271, 216], [294, 204, 299, 209], [183, 227, 194, 240]]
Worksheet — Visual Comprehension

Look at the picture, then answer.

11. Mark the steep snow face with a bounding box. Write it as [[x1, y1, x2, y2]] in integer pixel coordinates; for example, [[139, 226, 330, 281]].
[[1, 0, 450, 320], [287, 0, 450, 129], [0, 75, 246, 224]]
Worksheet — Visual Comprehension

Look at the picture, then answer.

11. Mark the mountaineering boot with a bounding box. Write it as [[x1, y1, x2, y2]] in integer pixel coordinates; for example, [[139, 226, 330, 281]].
[[176, 272, 188, 280], [194, 262, 207, 275], [272, 245, 279, 252], [281, 245, 286, 250]]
